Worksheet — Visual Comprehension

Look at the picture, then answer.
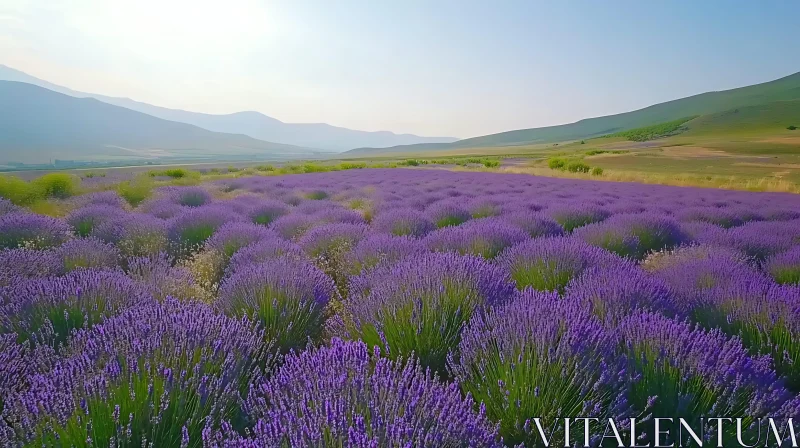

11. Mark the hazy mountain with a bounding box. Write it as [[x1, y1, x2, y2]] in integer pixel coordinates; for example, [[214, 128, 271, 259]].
[[0, 65, 458, 151], [344, 70, 800, 155], [0, 81, 318, 164]]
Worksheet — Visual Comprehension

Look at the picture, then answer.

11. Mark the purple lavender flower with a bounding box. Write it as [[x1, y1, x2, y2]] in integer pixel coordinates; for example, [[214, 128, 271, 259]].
[[0, 248, 60, 287], [469, 197, 503, 218], [53, 237, 121, 272], [371, 208, 436, 237], [167, 205, 243, 256], [574, 213, 687, 259], [66, 204, 125, 237], [546, 203, 610, 232], [127, 252, 210, 301], [695, 220, 799, 261], [219, 338, 501, 447], [92, 212, 169, 257], [70, 190, 127, 209], [453, 290, 628, 446], [138, 197, 184, 219], [620, 312, 792, 444], [496, 236, 622, 293], [345, 233, 427, 275], [424, 217, 529, 259], [218, 257, 336, 353], [678, 206, 760, 229], [565, 263, 680, 324], [0, 269, 152, 349], [0, 212, 72, 249], [426, 200, 472, 228], [298, 223, 369, 258], [270, 213, 320, 240], [161, 185, 213, 207], [4, 299, 271, 447], [0, 198, 21, 215], [765, 247, 800, 285], [204, 221, 277, 258], [346, 252, 515, 373], [503, 209, 564, 238], [225, 239, 306, 275], [247, 199, 290, 226]]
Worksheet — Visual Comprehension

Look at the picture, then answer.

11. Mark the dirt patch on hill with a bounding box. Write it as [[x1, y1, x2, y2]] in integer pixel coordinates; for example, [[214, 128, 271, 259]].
[[758, 137, 800, 145], [659, 146, 731, 159], [734, 162, 800, 169]]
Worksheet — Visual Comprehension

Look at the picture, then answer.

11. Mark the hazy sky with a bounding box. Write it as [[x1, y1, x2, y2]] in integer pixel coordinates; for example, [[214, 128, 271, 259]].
[[1, 1, 799, 138]]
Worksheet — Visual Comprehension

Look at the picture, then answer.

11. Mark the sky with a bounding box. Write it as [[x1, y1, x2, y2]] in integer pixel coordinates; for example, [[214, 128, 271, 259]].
[[1, 1, 799, 139]]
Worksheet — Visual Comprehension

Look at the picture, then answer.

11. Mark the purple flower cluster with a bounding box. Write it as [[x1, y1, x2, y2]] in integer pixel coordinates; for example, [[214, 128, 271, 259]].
[[213, 338, 500, 447], [3, 168, 800, 445]]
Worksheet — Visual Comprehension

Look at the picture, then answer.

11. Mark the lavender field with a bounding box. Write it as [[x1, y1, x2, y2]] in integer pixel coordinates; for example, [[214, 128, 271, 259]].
[[3, 168, 800, 447]]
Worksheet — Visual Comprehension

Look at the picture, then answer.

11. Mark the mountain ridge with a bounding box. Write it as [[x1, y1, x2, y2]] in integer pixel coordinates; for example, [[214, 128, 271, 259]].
[[0, 81, 320, 164], [0, 65, 458, 151], [344, 70, 800, 155]]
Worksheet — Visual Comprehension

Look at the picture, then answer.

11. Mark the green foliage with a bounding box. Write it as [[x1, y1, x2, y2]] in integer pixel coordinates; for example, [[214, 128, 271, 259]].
[[565, 161, 591, 173], [789, 125, 798, 130], [254, 164, 275, 172], [0, 173, 79, 205], [117, 178, 154, 207], [304, 190, 328, 200], [339, 162, 367, 169], [482, 159, 500, 168], [591, 167, 604, 176], [227, 166, 240, 173], [608, 116, 697, 142], [547, 158, 567, 170], [0, 175, 39, 205], [580, 140, 585, 144], [399, 159, 425, 166]]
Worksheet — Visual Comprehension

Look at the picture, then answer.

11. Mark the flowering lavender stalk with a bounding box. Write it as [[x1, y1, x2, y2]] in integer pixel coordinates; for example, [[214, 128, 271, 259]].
[[452, 290, 629, 446], [70, 190, 127, 209], [162, 185, 213, 207], [270, 213, 320, 240], [0, 248, 60, 287], [0, 197, 21, 215], [53, 237, 121, 272], [574, 213, 687, 260], [503, 209, 564, 238], [247, 199, 290, 226], [496, 236, 622, 293], [0, 269, 152, 349], [93, 212, 168, 257], [346, 252, 515, 374], [620, 312, 792, 444], [371, 208, 436, 237], [426, 200, 472, 228], [218, 257, 336, 353], [167, 205, 243, 257], [345, 233, 427, 275], [4, 300, 272, 447], [205, 221, 277, 258], [765, 247, 800, 285], [66, 204, 124, 236], [547, 204, 610, 232], [127, 253, 211, 302], [225, 239, 306, 276], [686, 281, 800, 391], [0, 212, 72, 249], [564, 263, 680, 325], [214, 338, 501, 447], [424, 218, 529, 259]]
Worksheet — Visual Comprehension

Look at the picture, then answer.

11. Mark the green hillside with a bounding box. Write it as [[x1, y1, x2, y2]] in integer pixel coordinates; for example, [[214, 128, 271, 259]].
[[345, 70, 800, 155], [683, 100, 800, 136]]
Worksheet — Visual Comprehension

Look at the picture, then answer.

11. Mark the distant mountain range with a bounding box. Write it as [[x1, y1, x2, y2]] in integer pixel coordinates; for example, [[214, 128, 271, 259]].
[[0, 81, 319, 164], [0, 65, 458, 153], [344, 70, 800, 155]]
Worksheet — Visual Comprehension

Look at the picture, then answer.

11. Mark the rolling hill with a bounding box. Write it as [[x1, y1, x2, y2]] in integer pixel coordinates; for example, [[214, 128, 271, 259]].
[[0, 65, 458, 151], [344, 70, 800, 155], [0, 81, 319, 164]]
